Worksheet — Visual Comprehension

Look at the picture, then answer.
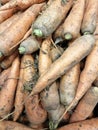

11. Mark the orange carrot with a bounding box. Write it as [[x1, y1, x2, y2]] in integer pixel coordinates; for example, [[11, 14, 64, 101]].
[[0, 121, 33, 130], [0, 12, 22, 34], [29, 35, 95, 96], [0, 7, 18, 24], [19, 36, 41, 54], [0, 0, 45, 11], [62, 0, 85, 40], [0, 3, 45, 57], [81, 0, 98, 34], [32, 0, 73, 37], [0, 57, 20, 118], [70, 86, 98, 123], [0, 50, 18, 69], [60, 63, 80, 107], [58, 118, 98, 130]]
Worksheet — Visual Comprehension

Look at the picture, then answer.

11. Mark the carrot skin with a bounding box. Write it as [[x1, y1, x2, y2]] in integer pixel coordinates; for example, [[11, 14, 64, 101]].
[[30, 35, 95, 96], [0, 57, 20, 118], [32, 0, 73, 37], [0, 3, 45, 56], [70, 87, 98, 123]]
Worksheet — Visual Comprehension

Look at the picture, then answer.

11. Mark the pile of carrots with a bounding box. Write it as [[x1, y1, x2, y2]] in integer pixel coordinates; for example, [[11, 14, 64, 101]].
[[0, 0, 98, 129]]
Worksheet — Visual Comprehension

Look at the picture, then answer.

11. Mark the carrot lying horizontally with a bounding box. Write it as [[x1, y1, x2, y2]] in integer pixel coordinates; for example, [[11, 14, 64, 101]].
[[19, 36, 41, 54], [58, 118, 98, 130], [60, 63, 80, 107], [81, 0, 98, 34], [0, 3, 45, 57], [13, 56, 24, 121], [29, 35, 95, 96], [0, 121, 33, 130], [70, 86, 98, 123], [0, 7, 18, 24], [0, 50, 18, 69], [0, 0, 45, 11], [0, 57, 20, 118], [32, 0, 73, 37], [62, 0, 85, 40], [0, 12, 21, 34]]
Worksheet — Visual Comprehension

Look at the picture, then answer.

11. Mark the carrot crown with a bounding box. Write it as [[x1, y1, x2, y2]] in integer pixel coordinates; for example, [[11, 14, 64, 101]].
[[33, 29, 43, 37]]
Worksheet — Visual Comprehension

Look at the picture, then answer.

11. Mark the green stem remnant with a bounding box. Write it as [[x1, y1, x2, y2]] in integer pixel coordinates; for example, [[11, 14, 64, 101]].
[[18, 46, 26, 54], [64, 33, 72, 40], [84, 31, 90, 35], [33, 29, 43, 37]]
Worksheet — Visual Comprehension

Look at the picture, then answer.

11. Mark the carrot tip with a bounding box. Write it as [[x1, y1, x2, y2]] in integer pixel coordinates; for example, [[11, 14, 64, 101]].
[[18, 47, 26, 54], [0, 52, 3, 58], [64, 33, 72, 40], [84, 32, 91, 35], [33, 29, 43, 37]]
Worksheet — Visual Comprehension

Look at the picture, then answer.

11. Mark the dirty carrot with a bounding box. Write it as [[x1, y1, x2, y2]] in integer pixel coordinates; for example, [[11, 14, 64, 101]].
[[32, 0, 73, 37], [70, 86, 98, 123], [81, 0, 98, 34], [0, 3, 45, 57], [0, 57, 20, 118]]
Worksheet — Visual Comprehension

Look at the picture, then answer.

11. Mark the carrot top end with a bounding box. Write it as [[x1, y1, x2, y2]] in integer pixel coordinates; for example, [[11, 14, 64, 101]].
[[18, 47, 26, 54], [0, 52, 3, 58], [84, 31, 91, 35], [33, 29, 43, 37], [64, 33, 72, 40]]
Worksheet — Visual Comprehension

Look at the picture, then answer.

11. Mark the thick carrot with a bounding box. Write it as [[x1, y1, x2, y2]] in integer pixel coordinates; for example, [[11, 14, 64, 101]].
[[13, 56, 24, 121], [0, 50, 18, 69], [0, 67, 11, 88], [70, 87, 98, 123], [81, 0, 98, 34], [0, 7, 18, 24], [0, 12, 22, 34], [0, 121, 33, 130], [0, 0, 45, 11], [19, 36, 41, 54], [62, 0, 85, 40], [32, 0, 73, 37], [58, 118, 98, 130], [29, 35, 95, 96], [60, 63, 80, 107], [0, 57, 20, 118], [0, 3, 45, 57]]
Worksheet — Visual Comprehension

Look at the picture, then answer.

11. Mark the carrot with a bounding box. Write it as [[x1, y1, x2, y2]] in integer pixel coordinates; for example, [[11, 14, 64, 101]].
[[0, 67, 11, 89], [58, 118, 98, 130], [0, 12, 22, 34], [13, 56, 25, 121], [94, 23, 98, 36], [60, 63, 80, 107], [29, 35, 95, 96], [0, 50, 18, 69], [32, 0, 73, 37], [0, 3, 45, 57], [0, 0, 45, 11], [0, 121, 33, 130], [62, 0, 85, 40], [0, 0, 10, 4], [50, 46, 64, 61], [0, 57, 20, 118], [81, 0, 98, 34], [70, 86, 98, 123], [0, 7, 18, 24], [18, 36, 41, 54]]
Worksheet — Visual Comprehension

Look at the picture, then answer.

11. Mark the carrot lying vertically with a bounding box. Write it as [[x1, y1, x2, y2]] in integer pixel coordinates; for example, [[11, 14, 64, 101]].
[[0, 50, 18, 69], [60, 63, 80, 107], [32, 0, 73, 37], [0, 7, 18, 24], [0, 121, 33, 130], [0, 0, 45, 11], [29, 35, 95, 96], [0, 57, 20, 118], [13, 56, 24, 121], [70, 87, 98, 123], [0, 12, 21, 34], [58, 118, 98, 130], [0, 3, 45, 57], [81, 0, 98, 34], [19, 36, 40, 54], [62, 0, 85, 40]]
